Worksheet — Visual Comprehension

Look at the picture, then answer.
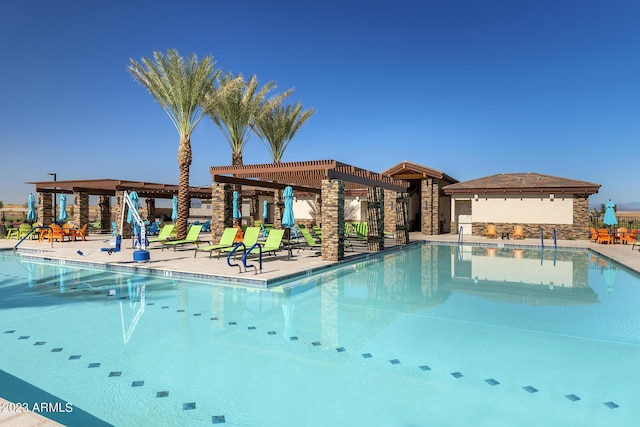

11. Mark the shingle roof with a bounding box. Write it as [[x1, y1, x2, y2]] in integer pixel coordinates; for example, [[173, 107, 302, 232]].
[[382, 161, 458, 184], [442, 172, 600, 195]]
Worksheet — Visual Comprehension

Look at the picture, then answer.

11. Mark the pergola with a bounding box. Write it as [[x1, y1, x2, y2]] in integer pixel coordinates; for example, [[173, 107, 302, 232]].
[[26, 178, 211, 234], [209, 160, 410, 260]]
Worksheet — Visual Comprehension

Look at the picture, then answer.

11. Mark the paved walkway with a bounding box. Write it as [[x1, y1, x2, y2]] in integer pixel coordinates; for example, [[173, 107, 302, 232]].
[[1, 230, 639, 427]]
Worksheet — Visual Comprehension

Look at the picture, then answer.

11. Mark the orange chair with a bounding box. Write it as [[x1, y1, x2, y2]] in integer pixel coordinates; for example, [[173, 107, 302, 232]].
[[620, 229, 637, 245], [596, 228, 613, 244], [589, 227, 598, 243], [513, 225, 525, 240], [486, 224, 497, 239], [71, 223, 88, 241], [39, 224, 70, 242]]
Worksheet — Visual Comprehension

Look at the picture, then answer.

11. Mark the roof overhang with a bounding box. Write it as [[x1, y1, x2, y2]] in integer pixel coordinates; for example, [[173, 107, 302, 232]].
[[25, 179, 212, 199]]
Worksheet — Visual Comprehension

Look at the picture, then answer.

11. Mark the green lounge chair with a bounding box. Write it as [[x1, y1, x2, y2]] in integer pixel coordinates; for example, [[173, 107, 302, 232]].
[[247, 229, 285, 256], [219, 227, 260, 258], [300, 227, 321, 249], [194, 227, 238, 258], [148, 224, 176, 244], [162, 225, 205, 251]]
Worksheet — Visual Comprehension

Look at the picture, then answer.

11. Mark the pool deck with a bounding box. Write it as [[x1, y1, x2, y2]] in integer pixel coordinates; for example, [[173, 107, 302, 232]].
[[1, 232, 640, 426]]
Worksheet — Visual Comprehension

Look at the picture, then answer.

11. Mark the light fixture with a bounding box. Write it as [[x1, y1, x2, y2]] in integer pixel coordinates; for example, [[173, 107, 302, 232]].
[[474, 194, 478, 201], [550, 194, 554, 201]]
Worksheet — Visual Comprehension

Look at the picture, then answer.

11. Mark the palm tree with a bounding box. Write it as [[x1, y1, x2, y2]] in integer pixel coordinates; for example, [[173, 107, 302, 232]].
[[204, 73, 289, 166], [253, 100, 315, 163], [128, 49, 218, 239]]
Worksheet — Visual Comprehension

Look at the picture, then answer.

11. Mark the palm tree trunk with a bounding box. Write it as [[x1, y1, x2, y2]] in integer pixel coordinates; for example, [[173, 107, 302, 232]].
[[232, 151, 243, 194], [177, 137, 192, 240]]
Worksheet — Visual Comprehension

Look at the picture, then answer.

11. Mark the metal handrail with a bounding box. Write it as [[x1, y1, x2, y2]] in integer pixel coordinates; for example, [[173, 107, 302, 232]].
[[227, 242, 247, 273], [242, 243, 262, 274], [458, 226, 463, 245], [539, 227, 544, 249], [553, 228, 557, 248], [14, 226, 52, 250]]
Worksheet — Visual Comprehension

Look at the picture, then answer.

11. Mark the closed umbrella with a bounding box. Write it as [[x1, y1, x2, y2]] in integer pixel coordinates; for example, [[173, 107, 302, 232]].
[[171, 195, 178, 222], [282, 186, 295, 229], [603, 199, 617, 229], [58, 194, 68, 222], [27, 193, 36, 223], [233, 191, 241, 221], [263, 199, 268, 222]]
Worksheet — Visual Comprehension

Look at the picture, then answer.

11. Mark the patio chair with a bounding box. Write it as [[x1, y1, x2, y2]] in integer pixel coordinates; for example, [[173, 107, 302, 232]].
[[219, 227, 260, 258], [71, 223, 88, 241], [39, 224, 70, 242], [621, 229, 637, 245], [18, 224, 32, 240], [194, 227, 238, 258], [162, 225, 205, 251], [596, 229, 613, 244], [486, 224, 497, 239], [246, 229, 285, 257], [589, 227, 598, 243], [513, 225, 525, 240], [5, 225, 19, 239], [300, 227, 321, 249], [148, 224, 176, 244]]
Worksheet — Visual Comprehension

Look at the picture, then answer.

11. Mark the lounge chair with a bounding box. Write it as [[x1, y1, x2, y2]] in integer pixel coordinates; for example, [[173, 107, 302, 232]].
[[194, 227, 238, 258], [486, 224, 497, 239], [300, 227, 321, 249], [71, 224, 88, 241], [596, 228, 613, 244], [513, 225, 525, 240], [162, 225, 205, 251], [589, 227, 598, 243], [219, 227, 260, 258], [246, 229, 285, 256], [148, 224, 176, 244], [621, 229, 637, 245]]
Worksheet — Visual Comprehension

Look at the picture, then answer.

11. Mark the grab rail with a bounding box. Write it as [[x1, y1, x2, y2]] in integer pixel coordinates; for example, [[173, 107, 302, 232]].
[[14, 226, 52, 250], [539, 227, 544, 249], [227, 243, 247, 273], [458, 226, 463, 245], [242, 243, 263, 274], [553, 228, 557, 248]]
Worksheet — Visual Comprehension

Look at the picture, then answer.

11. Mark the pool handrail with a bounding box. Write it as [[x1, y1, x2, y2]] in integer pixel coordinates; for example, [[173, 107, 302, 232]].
[[539, 227, 544, 249], [227, 242, 247, 273], [14, 226, 52, 250], [242, 243, 263, 274], [458, 226, 463, 245]]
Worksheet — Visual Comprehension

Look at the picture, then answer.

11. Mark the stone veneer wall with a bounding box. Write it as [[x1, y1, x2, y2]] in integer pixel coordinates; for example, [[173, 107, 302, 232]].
[[273, 189, 283, 229], [72, 192, 89, 232], [145, 198, 155, 222], [471, 194, 591, 240], [98, 196, 111, 234], [383, 189, 396, 237], [37, 193, 53, 226], [321, 179, 344, 261], [421, 178, 440, 235], [314, 194, 322, 227], [210, 183, 233, 242]]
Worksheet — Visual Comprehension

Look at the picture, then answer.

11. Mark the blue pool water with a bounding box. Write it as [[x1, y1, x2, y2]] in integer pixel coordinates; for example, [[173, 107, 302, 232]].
[[1, 244, 639, 426]]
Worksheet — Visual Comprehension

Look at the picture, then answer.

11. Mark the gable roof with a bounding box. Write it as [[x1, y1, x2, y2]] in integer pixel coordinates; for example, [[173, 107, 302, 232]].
[[442, 172, 600, 195], [382, 161, 458, 184]]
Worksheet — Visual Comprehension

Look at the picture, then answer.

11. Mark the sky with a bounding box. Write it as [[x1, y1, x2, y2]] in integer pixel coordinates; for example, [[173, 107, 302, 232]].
[[1, 0, 638, 207]]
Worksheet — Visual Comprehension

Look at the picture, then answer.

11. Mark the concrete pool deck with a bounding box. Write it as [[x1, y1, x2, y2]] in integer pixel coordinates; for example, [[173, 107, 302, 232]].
[[2, 231, 640, 426]]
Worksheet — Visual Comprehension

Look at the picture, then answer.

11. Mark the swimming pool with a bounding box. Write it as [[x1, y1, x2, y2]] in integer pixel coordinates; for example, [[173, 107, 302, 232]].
[[1, 244, 638, 426]]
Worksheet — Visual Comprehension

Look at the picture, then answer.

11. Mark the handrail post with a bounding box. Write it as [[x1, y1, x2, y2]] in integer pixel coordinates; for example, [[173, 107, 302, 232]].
[[227, 242, 247, 273], [458, 226, 463, 245], [539, 227, 544, 249], [553, 228, 557, 248]]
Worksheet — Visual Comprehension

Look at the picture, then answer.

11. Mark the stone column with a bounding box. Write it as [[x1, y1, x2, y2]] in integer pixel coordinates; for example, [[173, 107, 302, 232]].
[[432, 179, 440, 234], [366, 186, 384, 251], [114, 192, 132, 238], [314, 193, 322, 227], [421, 178, 440, 235], [321, 179, 344, 261], [383, 189, 396, 239], [98, 196, 111, 234], [249, 195, 258, 225], [210, 183, 233, 242], [72, 191, 89, 231], [273, 189, 283, 229], [38, 192, 53, 226], [146, 198, 156, 222]]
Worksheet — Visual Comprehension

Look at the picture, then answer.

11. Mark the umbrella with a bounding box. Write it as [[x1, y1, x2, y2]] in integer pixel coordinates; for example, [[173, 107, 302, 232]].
[[171, 195, 178, 222], [127, 191, 139, 224], [282, 186, 295, 229], [27, 193, 36, 222], [233, 191, 241, 221], [263, 199, 268, 222], [603, 200, 617, 228], [603, 265, 616, 294], [58, 194, 68, 222]]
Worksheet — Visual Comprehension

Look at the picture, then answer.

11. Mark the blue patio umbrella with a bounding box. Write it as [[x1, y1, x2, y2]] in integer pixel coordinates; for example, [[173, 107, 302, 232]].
[[233, 191, 241, 221], [27, 193, 36, 222], [58, 194, 68, 222], [282, 186, 295, 229], [263, 199, 268, 222], [171, 195, 178, 222], [603, 200, 617, 228], [127, 191, 139, 224]]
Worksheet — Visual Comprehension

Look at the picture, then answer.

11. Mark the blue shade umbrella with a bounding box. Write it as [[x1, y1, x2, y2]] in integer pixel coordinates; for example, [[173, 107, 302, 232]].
[[233, 191, 241, 220], [282, 186, 295, 229], [171, 195, 179, 222], [603, 200, 617, 228], [127, 191, 139, 224], [27, 193, 36, 222], [58, 194, 68, 222], [263, 199, 268, 222]]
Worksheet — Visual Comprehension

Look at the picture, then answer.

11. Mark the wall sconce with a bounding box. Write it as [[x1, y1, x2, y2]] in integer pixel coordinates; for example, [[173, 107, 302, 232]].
[[550, 194, 554, 201], [355, 196, 360, 202], [474, 194, 478, 201]]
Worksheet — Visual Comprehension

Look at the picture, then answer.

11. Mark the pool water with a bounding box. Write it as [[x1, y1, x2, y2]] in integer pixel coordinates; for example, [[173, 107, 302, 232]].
[[1, 245, 639, 426]]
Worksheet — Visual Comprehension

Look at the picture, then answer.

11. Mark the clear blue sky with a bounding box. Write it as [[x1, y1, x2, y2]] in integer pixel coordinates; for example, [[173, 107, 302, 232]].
[[1, 0, 638, 206]]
